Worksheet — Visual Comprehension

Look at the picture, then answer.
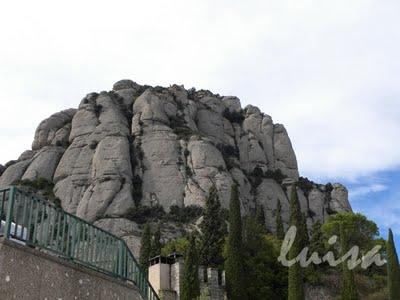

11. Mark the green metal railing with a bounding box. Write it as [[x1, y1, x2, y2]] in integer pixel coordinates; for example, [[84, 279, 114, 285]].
[[0, 186, 159, 300]]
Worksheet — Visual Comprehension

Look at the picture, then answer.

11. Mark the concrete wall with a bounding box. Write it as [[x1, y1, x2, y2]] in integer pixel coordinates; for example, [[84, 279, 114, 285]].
[[0, 238, 143, 300], [148, 263, 171, 292]]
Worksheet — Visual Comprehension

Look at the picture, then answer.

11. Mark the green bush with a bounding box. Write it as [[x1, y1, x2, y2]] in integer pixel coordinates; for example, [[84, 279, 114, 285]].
[[217, 143, 239, 159], [14, 177, 61, 207], [264, 169, 286, 184], [298, 176, 315, 196], [124, 205, 166, 224], [173, 127, 194, 141], [166, 205, 203, 223], [223, 108, 245, 124], [94, 104, 102, 117]]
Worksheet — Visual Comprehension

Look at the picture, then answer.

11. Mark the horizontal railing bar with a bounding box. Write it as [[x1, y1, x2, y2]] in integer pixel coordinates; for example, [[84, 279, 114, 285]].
[[1, 186, 159, 300]]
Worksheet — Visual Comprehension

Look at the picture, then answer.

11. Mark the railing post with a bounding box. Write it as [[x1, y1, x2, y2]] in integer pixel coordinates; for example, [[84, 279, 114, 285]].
[[117, 240, 124, 277], [4, 186, 16, 239]]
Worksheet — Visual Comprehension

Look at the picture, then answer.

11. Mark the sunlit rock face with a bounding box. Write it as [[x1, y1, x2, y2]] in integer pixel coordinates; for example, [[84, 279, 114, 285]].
[[0, 80, 351, 238]]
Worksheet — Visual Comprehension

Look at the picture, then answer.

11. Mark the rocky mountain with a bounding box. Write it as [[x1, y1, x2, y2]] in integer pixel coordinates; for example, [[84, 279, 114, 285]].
[[0, 80, 351, 255]]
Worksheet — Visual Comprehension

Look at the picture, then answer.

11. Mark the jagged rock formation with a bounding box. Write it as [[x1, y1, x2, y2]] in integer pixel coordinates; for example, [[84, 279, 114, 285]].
[[0, 80, 351, 250]]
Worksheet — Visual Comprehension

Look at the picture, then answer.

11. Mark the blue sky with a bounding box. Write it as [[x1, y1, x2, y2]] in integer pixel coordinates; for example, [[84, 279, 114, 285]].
[[0, 0, 399, 249]]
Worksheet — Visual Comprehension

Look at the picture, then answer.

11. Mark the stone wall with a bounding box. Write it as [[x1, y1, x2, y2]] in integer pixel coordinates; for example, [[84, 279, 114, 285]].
[[0, 238, 143, 300]]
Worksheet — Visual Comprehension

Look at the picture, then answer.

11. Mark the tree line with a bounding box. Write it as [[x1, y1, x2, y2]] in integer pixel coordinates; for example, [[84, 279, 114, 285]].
[[139, 183, 400, 300]]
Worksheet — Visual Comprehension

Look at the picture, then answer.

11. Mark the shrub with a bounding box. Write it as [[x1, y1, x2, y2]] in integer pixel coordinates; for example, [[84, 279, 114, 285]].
[[264, 169, 286, 184], [187, 88, 196, 100], [298, 177, 315, 196], [94, 104, 103, 117], [169, 115, 186, 129], [166, 205, 203, 223], [173, 127, 194, 141], [217, 143, 239, 159], [185, 166, 193, 177], [14, 177, 61, 207], [124, 205, 166, 224], [223, 108, 245, 124], [55, 140, 70, 148]]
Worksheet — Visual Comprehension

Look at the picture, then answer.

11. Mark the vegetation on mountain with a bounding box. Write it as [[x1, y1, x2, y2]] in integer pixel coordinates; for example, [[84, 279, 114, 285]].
[[139, 223, 152, 271], [387, 228, 400, 299], [199, 185, 226, 269], [181, 235, 201, 300], [225, 184, 248, 300], [288, 184, 304, 300]]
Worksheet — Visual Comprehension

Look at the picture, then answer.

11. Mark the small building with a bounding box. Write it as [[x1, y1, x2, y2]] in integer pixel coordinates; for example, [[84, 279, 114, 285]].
[[148, 253, 226, 300]]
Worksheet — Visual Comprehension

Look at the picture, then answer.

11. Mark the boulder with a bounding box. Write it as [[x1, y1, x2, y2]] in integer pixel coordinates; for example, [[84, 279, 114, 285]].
[[32, 108, 76, 150]]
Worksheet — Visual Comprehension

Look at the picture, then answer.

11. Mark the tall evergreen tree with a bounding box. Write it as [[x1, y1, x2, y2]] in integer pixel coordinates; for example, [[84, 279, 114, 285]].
[[243, 216, 287, 299], [225, 184, 248, 300], [276, 199, 285, 240], [181, 235, 200, 300], [340, 223, 358, 300], [306, 220, 325, 284], [288, 184, 304, 300], [199, 185, 226, 268], [309, 220, 324, 255], [150, 224, 162, 258], [139, 223, 152, 272], [387, 228, 400, 300], [300, 213, 309, 248]]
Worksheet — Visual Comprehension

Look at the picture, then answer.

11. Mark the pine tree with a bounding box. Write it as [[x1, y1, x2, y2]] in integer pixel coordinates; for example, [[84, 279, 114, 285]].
[[340, 223, 358, 300], [225, 184, 248, 300], [387, 228, 400, 300], [181, 234, 200, 300], [288, 184, 304, 300], [150, 224, 162, 258], [276, 199, 285, 240], [199, 185, 226, 268], [139, 223, 152, 272]]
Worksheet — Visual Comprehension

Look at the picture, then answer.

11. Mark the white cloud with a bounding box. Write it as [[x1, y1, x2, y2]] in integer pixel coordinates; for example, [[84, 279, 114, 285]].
[[0, 0, 399, 182], [349, 184, 388, 198]]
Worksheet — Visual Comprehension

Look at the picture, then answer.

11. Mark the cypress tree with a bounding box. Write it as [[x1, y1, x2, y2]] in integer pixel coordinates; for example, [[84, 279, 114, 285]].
[[276, 199, 285, 240], [387, 228, 400, 299], [139, 223, 152, 271], [340, 223, 358, 300], [307, 219, 325, 284], [199, 185, 226, 268], [309, 220, 324, 255], [288, 184, 304, 300], [225, 184, 248, 300], [300, 212, 309, 248], [150, 224, 162, 258], [181, 235, 200, 300]]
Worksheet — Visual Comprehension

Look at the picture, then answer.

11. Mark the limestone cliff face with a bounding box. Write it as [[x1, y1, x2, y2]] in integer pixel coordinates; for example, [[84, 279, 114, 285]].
[[0, 80, 351, 239]]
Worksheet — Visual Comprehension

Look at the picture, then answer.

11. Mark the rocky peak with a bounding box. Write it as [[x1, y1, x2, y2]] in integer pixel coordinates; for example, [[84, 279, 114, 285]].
[[0, 80, 351, 245]]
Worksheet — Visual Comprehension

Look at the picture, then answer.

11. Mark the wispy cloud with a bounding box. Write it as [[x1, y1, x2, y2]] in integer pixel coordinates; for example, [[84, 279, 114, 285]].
[[1, 0, 399, 181], [349, 184, 388, 198]]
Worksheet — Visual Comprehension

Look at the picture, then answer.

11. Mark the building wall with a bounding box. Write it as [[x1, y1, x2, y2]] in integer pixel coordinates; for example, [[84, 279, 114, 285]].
[[149, 263, 171, 292], [0, 238, 143, 300]]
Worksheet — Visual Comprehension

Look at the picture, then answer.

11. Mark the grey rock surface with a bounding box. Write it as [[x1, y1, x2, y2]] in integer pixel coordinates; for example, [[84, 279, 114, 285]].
[[0, 80, 352, 238]]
